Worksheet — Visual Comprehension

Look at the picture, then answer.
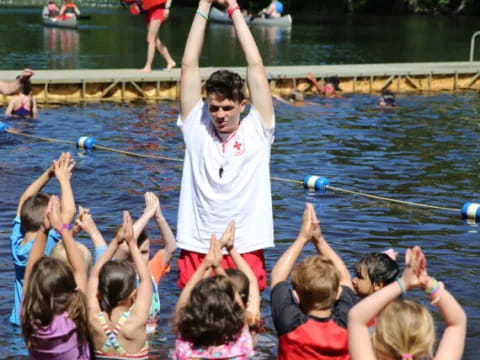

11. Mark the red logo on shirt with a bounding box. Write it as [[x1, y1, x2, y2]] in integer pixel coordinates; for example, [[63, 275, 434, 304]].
[[233, 136, 244, 156]]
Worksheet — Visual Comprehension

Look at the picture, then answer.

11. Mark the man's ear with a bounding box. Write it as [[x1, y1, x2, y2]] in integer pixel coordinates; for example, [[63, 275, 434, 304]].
[[240, 99, 247, 112]]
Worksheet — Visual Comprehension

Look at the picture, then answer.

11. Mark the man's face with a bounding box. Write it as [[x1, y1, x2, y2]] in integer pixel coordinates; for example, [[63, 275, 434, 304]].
[[207, 93, 246, 134]]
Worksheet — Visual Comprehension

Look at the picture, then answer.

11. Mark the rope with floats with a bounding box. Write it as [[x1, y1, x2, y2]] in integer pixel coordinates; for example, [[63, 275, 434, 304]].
[[1, 122, 478, 222]]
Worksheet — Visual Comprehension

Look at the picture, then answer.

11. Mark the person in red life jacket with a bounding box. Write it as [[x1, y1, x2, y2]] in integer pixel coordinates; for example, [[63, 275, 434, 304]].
[[176, 0, 275, 292], [140, 0, 176, 72], [5, 79, 38, 119], [270, 203, 355, 360], [0, 69, 34, 96], [59, 0, 80, 18]]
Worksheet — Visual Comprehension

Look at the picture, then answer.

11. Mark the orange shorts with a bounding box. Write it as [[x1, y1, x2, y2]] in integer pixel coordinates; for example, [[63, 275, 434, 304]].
[[145, 6, 166, 25], [177, 249, 267, 291]]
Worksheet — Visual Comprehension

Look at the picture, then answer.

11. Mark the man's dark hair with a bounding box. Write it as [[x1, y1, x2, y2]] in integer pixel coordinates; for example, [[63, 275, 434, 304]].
[[205, 70, 245, 102]]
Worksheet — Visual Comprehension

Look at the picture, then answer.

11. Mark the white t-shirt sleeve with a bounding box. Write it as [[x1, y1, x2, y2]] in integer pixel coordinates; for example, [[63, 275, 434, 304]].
[[177, 100, 205, 143], [244, 105, 275, 145]]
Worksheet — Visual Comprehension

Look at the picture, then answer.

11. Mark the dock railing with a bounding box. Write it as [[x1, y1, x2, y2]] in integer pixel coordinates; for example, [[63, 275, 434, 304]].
[[469, 31, 480, 61]]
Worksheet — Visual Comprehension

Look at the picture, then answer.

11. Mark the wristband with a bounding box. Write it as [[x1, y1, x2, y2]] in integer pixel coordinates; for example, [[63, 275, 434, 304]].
[[396, 278, 407, 296], [430, 281, 445, 305], [56, 223, 70, 234], [196, 9, 208, 21], [425, 277, 438, 294], [227, 3, 240, 17]]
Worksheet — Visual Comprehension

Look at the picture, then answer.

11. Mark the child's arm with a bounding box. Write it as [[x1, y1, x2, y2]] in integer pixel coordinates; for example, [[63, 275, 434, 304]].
[[348, 246, 426, 360], [22, 197, 54, 295], [53, 152, 76, 225], [127, 211, 152, 325], [271, 203, 313, 288], [306, 73, 323, 93], [76, 211, 106, 250], [310, 207, 353, 289], [174, 236, 219, 325], [133, 191, 158, 241], [31, 96, 38, 119], [47, 195, 87, 292], [16, 161, 54, 216], [5, 98, 15, 117], [153, 194, 176, 266], [221, 220, 260, 319], [0, 69, 33, 96]]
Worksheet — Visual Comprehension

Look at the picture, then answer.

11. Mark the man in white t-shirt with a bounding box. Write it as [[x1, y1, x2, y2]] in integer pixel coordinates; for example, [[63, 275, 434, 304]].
[[176, 0, 275, 291]]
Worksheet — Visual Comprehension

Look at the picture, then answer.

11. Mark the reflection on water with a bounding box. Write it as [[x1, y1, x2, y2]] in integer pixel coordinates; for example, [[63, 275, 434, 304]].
[[43, 27, 80, 69], [0, 94, 479, 359]]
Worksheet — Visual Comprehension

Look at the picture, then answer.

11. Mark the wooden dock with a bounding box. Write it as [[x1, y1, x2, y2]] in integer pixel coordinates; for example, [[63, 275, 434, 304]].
[[1, 62, 480, 103]]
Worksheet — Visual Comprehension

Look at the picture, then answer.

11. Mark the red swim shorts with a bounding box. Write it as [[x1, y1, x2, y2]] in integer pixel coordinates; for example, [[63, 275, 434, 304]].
[[177, 249, 267, 291], [145, 6, 166, 25]]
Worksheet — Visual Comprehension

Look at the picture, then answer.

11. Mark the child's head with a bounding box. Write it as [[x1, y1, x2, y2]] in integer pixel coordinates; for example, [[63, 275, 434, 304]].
[[20, 193, 50, 233], [21, 257, 89, 350], [51, 240, 93, 272], [380, 91, 396, 107], [353, 253, 400, 298], [176, 275, 245, 347], [373, 299, 435, 359], [21, 79, 32, 96], [225, 268, 249, 307], [114, 228, 150, 264], [98, 260, 137, 317], [291, 255, 340, 313]]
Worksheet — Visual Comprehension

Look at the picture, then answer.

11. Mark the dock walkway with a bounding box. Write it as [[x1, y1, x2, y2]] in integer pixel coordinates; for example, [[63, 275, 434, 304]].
[[1, 62, 479, 103]]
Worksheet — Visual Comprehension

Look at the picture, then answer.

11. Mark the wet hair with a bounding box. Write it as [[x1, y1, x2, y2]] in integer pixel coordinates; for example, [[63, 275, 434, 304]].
[[51, 240, 93, 272], [175, 275, 245, 347], [20, 193, 50, 232], [21, 79, 32, 96], [205, 70, 245, 102], [21, 257, 89, 352], [98, 260, 137, 318], [225, 268, 249, 306], [373, 299, 435, 359], [355, 253, 400, 288], [381, 91, 396, 106], [288, 90, 304, 103], [325, 76, 341, 91], [291, 255, 340, 312]]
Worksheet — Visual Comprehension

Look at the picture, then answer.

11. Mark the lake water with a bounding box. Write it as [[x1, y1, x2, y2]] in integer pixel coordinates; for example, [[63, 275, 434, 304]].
[[0, 5, 479, 359]]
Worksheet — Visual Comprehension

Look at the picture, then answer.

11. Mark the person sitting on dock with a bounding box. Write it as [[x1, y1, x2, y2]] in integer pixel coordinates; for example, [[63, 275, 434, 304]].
[[0, 69, 34, 96], [60, 0, 80, 18], [47, 0, 60, 17], [259, 0, 283, 18], [307, 73, 342, 98], [5, 79, 38, 119], [177, 0, 275, 291]]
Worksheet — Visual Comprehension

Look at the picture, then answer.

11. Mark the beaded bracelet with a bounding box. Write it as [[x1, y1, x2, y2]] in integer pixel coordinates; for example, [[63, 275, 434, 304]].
[[425, 277, 439, 295], [396, 278, 407, 296], [196, 9, 208, 21], [430, 281, 445, 305]]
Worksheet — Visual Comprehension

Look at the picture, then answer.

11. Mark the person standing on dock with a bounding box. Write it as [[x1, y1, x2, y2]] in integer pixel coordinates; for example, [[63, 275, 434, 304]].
[[176, 0, 275, 291], [0, 69, 34, 96], [140, 0, 176, 72]]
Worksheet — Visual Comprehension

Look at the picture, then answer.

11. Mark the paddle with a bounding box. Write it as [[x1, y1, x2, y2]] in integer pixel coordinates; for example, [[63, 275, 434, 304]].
[[78, 15, 91, 20]]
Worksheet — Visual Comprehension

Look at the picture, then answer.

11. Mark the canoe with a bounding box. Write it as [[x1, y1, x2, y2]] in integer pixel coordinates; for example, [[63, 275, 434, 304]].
[[209, 7, 251, 24], [251, 14, 292, 27], [42, 7, 78, 29]]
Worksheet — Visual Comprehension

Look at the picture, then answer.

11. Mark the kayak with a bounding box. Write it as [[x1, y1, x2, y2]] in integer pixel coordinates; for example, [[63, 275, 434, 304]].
[[42, 7, 78, 29], [251, 14, 292, 27], [209, 7, 251, 24]]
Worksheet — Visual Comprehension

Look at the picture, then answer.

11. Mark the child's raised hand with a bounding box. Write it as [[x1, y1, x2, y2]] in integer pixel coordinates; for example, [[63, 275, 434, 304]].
[[46, 195, 65, 231], [119, 211, 134, 245], [219, 220, 235, 251], [76, 212, 98, 234], [205, 235, 222, 268], [53, 152, 75, 182], [143, 191, 159, 218], [310, 205, 323, 242], [401, 246, 426, 290], [298, 203, 315, 242]]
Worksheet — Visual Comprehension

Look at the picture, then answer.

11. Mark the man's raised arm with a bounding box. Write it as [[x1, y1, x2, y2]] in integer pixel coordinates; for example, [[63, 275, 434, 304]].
[[229, 1, 273, 128], [180, 0, 212, 120]]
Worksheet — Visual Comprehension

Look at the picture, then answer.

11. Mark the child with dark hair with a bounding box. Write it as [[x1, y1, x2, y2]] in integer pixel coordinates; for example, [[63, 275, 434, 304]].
[[270, 203, 355, 360], [173, 228, 259, 359], [0, 68, 34, 96], [353, 252, 400, 299], [21, 195, 90, 359], [5, 79, 38, 118], [10, 152, 76, 325], [87, 211, 152, 359], [379, 91, 396, 107]]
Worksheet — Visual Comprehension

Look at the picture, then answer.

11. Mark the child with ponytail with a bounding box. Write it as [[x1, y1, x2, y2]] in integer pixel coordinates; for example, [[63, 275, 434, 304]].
[[87, 211, 152, 359], [348, 246, 467, 360], [21, 195, 90, 359]]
